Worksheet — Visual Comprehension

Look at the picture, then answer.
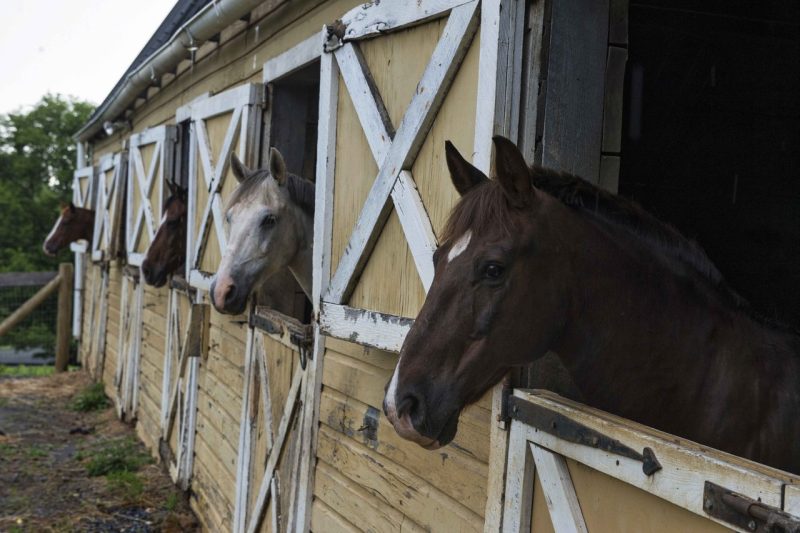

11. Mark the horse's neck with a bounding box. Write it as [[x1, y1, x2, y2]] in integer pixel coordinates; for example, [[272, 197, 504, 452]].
[[287, 206, 314, 300], [554, 216, 799, 424]]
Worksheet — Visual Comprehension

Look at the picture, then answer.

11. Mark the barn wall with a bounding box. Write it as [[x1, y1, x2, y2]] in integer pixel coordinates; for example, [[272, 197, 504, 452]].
[[81, 1, 498, 531], [135, 283, 169, 454]]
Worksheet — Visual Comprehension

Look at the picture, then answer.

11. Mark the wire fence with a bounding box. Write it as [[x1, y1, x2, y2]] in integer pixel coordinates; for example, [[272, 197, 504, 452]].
[[0, 272, 59, 365]]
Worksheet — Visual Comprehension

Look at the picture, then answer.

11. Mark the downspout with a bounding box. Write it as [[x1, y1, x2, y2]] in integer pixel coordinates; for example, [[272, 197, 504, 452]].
[[75, 0, 266, 142]]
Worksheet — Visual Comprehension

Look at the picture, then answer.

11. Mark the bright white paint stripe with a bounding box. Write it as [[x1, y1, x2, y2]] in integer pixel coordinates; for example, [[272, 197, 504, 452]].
[[447, 230, 472, 262]]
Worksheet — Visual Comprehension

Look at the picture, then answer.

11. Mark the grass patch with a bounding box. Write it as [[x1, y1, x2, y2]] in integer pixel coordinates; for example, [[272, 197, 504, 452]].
[[107, 471, 144, 500], [25, 444, 48, 459], [70, 382, 110, 412], [164, 492, 179, 512], [85, 438, 152, 477], [0, 365, 55, 378]]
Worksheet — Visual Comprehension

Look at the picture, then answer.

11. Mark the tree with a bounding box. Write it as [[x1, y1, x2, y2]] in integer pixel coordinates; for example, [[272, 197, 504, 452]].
[[0, 94, 94, 272], [0, 94, 94, 352]]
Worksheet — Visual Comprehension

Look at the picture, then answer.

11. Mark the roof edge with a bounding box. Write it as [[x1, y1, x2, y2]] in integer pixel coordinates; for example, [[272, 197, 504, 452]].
[[76, 0, 265, 142]]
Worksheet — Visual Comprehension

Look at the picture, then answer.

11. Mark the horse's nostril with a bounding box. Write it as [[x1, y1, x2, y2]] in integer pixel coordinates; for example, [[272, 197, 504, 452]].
[[223, 284, 237, 305], [397, 391, 422, 420]]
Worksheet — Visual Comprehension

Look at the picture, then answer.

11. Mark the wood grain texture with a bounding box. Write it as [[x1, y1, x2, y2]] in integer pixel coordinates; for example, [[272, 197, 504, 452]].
[[540, 0, 609, 182]]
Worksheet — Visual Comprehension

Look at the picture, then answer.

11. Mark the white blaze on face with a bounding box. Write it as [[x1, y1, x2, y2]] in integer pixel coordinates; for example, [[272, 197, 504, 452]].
[[385, 358, 402, 418], [43, 214, 63, 253], [447, 230, 472, 263]]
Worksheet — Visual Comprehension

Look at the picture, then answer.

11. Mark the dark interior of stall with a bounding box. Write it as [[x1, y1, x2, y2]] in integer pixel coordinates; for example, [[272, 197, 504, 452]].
[[263, 61, 320, 323], [619, 1, 800, 326]]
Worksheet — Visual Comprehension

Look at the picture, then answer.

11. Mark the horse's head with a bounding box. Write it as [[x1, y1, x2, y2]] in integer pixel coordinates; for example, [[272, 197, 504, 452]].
[[43, 202, 95, 256], [384, 137, 571, 449], [210, 149, 314, 314], [142, 182, 187, 287]]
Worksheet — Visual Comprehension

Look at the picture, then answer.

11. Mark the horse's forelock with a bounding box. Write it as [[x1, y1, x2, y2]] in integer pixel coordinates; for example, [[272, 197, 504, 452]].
[[442, 180, 517, 244]]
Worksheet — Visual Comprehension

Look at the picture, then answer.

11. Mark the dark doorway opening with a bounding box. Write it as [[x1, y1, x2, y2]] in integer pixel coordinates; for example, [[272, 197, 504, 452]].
[[619, 1, 800, 325]]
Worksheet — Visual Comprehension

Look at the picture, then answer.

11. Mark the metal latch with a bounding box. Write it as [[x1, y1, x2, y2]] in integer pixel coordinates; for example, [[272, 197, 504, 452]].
[[704, 481, 800, 532], [506, 395, 662, 476]]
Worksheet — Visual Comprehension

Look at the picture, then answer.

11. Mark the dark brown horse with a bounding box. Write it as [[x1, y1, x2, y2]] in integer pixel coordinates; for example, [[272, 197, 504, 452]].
[[384, 136, 800, 473], [43, 203, 95, 256], [142, 182, 187, 287]]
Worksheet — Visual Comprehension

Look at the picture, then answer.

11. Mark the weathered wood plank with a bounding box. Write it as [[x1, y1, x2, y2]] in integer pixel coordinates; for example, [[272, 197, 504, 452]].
[[319, 302, 412, 352], [263, 31, 321, 83], [540, 0, 609, 182], [319, 387, 488, 516], [337, 0, 473, 43], [530, 443, 588, 533], [311, 499, 358, 533], [316, 424, 483, 532], [315, 460, 423, 533]]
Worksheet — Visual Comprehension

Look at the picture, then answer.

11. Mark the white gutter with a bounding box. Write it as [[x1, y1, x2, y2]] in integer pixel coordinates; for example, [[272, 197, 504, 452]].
[[76, 0, 266, 142]]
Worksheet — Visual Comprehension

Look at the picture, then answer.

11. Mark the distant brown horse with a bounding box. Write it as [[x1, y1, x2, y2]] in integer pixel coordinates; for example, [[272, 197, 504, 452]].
[[142, 182, 187, 287], [384, 136, 800, 473], [43, 203, 95, 256]]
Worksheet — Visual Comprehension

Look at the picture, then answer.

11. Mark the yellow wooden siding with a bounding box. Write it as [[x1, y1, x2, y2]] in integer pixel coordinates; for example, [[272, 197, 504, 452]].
[[135, 283, 168, 455], [529, 459, 732, 533]]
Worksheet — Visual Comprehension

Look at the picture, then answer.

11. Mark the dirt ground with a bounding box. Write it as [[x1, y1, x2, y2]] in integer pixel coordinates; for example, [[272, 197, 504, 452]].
[[0, 371, 199, 532]]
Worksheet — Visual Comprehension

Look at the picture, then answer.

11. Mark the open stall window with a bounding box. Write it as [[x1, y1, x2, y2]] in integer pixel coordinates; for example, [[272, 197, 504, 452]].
[[618, 1, 800, 326]]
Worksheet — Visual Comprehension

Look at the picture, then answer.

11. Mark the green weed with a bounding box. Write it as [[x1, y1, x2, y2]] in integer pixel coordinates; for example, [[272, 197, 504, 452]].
[[85, 438, 151, 477], [0, 365, 54, 378], [164, 491, 180, 512], [107, 471, 144, 500], [70, 382, 109, 412]]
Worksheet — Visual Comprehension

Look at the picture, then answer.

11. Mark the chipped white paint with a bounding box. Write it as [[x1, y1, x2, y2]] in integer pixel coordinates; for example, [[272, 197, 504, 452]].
[[447, 230, 472, 262], [503, 389, 798, 532]]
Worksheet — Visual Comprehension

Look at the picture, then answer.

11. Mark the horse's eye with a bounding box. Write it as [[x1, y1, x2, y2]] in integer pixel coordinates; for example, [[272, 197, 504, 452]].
[[483, 263, 505, 280], [262, 214, 277, 228]]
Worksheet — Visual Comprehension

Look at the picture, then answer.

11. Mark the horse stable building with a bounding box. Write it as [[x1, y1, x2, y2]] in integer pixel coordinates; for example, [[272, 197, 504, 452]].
[[69, 0, 800, 531]]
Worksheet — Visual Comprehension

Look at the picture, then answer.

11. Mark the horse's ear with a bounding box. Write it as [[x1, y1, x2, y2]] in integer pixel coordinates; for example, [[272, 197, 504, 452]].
[[269, 147, 288, 186], [492, 136, 534, 207], [445, 140, 488, 196], [68, 202, 76, 213], [230, 153, 250, 183], [166, 180, 178, 197]]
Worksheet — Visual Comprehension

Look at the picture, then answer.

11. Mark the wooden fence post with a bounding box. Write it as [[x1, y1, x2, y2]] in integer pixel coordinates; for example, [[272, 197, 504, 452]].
[[55, 262, 73, 372]]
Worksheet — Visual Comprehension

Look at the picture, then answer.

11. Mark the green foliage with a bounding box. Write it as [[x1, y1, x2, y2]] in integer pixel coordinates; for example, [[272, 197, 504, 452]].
[[70, 382, 110, 412], [164, 492, 180, 512], [85, 438, 152, 477], [0, 364, 55, 377], [0, 94, 94, 351], [107, 471, 144, 500]]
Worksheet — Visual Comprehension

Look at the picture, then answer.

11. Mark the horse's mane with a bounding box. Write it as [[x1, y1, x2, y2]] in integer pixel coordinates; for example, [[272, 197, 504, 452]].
[[228, 169, 315, 215], [443, 165, 758, 313], [528, 166, 725, 286]]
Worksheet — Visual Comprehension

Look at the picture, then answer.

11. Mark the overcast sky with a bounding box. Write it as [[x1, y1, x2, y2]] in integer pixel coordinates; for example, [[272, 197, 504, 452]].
[[0, 0, 175, 115]]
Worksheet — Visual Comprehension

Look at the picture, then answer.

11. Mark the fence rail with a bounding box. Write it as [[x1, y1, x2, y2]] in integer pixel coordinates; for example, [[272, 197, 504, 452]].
[[0, 271, 58, 288]]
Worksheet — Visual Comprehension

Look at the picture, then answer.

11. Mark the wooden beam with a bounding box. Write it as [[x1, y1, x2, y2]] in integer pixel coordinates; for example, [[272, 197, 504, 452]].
[[337, 0, 474, 43], [0, 274, 61, 337], [318, 302, 412, 353], [530, 443, 588, 533], [55, 263, 73, 372]]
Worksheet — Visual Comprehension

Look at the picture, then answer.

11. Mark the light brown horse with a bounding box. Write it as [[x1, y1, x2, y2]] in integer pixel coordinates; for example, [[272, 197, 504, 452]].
[[42, 203, 95, 256], [384, 136, 800, 473], [141, 182, 187, 287]]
